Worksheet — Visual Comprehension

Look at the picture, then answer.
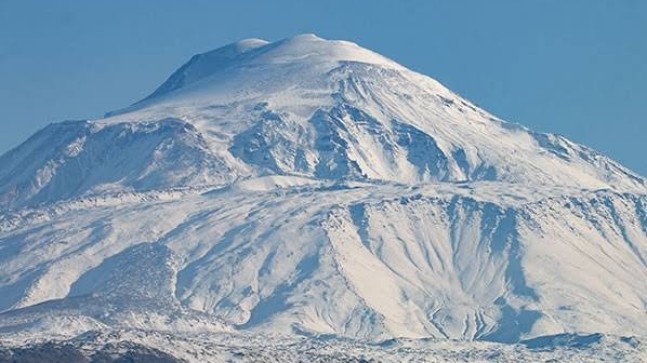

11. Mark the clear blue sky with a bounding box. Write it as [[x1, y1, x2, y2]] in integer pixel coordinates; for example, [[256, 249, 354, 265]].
[[1, 0, 645, 175]]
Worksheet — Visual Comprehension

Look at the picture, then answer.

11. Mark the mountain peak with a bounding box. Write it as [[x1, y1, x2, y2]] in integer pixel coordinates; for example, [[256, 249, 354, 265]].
[[139, 37, 270, 103], [286, 32, 323, 41], [129, 34, 404, 109], [262, 33, 401, 68]]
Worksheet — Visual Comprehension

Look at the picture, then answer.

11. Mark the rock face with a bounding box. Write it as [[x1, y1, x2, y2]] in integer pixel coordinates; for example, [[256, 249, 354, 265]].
[[0, 34, 645, 345], [0, 342, 183, 363]]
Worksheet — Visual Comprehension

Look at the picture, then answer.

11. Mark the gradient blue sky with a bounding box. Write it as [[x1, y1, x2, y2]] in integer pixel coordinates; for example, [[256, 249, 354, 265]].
[[1, 0, 645, 175]]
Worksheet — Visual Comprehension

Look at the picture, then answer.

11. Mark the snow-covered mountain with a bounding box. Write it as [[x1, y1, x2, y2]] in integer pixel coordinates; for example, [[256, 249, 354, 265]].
[[1, 34, 642, 210], [0, 34, 645, 354]]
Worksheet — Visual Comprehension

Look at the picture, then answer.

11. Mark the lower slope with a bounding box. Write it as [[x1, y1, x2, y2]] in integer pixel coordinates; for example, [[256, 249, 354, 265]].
[[0, 179, 645, 343]]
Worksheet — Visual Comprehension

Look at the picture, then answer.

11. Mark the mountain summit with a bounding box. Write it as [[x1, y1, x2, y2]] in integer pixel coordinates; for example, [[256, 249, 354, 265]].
[[135, 33, 403, 105], [0, 35, 645, 347]]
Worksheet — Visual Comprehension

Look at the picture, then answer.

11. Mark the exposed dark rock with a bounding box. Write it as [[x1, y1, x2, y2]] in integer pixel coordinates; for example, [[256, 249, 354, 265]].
[[0, 342, 184, 363]]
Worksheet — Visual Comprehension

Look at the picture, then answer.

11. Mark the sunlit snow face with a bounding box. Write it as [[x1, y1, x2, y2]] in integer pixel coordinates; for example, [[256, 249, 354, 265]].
[[0, 35, 644, 350]]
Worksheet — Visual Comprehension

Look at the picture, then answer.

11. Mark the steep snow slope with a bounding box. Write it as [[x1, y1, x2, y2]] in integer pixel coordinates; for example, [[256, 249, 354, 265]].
[[0, 35, 645, 347], [0, 119, 236, 209]]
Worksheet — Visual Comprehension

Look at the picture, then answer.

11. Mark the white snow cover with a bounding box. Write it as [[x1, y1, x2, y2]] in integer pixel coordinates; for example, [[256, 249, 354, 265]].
[[0, 34, 645, 356]]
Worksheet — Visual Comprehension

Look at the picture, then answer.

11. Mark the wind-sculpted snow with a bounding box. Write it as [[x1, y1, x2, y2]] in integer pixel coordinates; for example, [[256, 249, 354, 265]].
[[0, 182, 644, 343], [0, 34, 645, 359], [0, 119, 234, 209]]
